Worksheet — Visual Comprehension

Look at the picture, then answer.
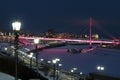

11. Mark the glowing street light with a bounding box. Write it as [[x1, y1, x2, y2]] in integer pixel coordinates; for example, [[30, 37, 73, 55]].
[[52, 59, 57, 80], [71, 69, 74, 73], [55, 58, 60, 62], [70, 67, 77, 80], [29, 52, 33, 68], [73, 67, 77, 71], [52, 58, 60, 80], [40, 58, 44, 62], [101, 66, 104, 71], [97, 66, 100, 70], [4, 47, 7, 51], [55, 58, 60, 80], [48, 61, 51, 64], [34, 38, 39, 68], [52, 59, 57, 64], [97, 66, 104, 72], [12, 21, 21, 80], [34, 38, 39, 44], [80, 72, 83, 75], [58, 63, 62, 70], [71, 69, 74, 80], [12, 21, 21, 31], [58, 64, 62, 67]]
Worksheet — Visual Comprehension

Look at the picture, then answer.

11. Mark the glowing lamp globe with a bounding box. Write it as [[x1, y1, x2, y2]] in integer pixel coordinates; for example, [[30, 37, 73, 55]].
[[71, 70, 74, 73], [52, 60, 57, 64], [97, 66, 101, 70], [58, 64, 62, 67], [12, 21, 21, 31], [34, 38, 39, 44], [56, 58, 60, 62]]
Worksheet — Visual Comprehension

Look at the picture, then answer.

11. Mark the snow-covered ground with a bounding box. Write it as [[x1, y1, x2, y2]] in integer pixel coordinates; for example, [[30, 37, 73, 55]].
[[0, 72, 14, 80], [37, 45, 120, 76], [0, 42, 120, 79]]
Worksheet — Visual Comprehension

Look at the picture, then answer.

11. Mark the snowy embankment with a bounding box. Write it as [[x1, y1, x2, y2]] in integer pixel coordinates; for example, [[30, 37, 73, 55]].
[[38, 45, 120, 76]]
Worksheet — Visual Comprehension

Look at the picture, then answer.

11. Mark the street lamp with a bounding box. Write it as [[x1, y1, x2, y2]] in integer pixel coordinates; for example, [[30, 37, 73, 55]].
[[80, 72, 83, 75], [71, 69, 74, 80], [34, 38, 39, 71], [70, 67, 77, 80], [22, 56, 25, 63], [97, 66, 104, 72], [40, 58, 44, 62], [48, 61, 51, 64], [55, 58, 60, 80], [58, 63, 62, 69], [71, 69, 74, 73], [12, 21, 21, 31], [73, 67, 77, 71], [58, 63, 62, 77], [52, 58, 60, 80], [52, 59, 57, 80], [28, 52, 33, 68], [12, 21, 21, 80]]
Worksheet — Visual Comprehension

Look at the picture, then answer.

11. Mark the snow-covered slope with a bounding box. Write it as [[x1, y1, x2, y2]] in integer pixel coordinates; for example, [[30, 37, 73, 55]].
[[38, 45, 120, 76]]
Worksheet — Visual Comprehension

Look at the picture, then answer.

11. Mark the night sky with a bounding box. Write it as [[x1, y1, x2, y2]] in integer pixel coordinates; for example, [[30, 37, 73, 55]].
[[0, 0, 120, 38]]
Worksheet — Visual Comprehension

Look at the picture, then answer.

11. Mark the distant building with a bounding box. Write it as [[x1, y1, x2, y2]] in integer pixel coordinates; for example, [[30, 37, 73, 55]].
[[92, 34, 99, 39]]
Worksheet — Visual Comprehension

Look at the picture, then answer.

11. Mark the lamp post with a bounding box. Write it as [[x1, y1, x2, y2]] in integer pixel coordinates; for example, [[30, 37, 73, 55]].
[[34, 38, 39, 71], [58, 63, 62, 70], [12, 21, 21, 80], [29, 52, 33, 68], [55, 58, 60, 80], [58, 63, 62, 79], [71, 69, 74, 80], [52, 58, 60, 80], [52, 59, 57, 80], [22, 56, 25, 63], [71, 67, 77, 80], [40, 58, 44, 63]]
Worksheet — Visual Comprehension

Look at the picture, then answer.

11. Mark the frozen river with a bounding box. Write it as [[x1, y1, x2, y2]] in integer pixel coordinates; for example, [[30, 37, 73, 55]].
[[37, 45, 120, 76]]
